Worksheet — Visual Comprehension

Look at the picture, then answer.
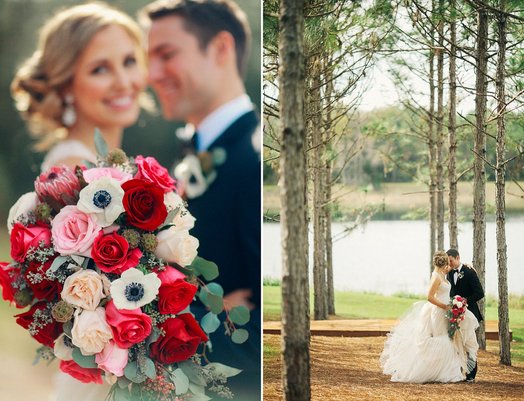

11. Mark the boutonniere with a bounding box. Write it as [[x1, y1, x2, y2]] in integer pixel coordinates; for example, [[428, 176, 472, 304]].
[[457, 271, 465, 280], [174, 147, 227, 199]]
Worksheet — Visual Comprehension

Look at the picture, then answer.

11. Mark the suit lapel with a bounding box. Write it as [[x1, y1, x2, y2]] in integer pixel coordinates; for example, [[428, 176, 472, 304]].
[[208, 110, 259, 150]]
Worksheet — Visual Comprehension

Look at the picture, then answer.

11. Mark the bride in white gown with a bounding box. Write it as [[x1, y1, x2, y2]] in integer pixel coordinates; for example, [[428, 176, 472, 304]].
[[380, 250, 479, 383], [11, 3, 148, 400]]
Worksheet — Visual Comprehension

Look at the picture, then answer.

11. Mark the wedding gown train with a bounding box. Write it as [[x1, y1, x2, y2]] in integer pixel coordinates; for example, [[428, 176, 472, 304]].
[[380, 272, 479, 383]]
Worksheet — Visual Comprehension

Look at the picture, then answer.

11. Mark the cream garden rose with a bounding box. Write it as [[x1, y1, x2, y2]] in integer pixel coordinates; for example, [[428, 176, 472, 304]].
[[7, 192, 38, 234], [72, 308, 113, 355], [164, 192, 195, 231], [61, 269, 105, 311], [155, 228, 199, 267]]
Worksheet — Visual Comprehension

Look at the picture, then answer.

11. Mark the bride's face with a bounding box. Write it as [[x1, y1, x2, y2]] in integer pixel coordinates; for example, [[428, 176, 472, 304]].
[[68, 25, 146, 131]]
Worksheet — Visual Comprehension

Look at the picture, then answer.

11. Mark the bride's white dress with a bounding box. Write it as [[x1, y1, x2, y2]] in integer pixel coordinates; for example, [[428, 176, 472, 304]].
[[42, 139, 112, 400], [380, 272, 479, 383]]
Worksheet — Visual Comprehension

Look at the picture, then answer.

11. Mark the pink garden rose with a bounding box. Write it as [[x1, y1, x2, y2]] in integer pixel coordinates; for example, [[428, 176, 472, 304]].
[[51, 205, 100, 256], [134, 156, 176, 193], [95, 340, 128, 377], [71, 307, 113, 355], [105, 300, 152, 348], [61, 269, 105, 311], [83, 167, 132, 185], [60, 360, 103, 384], [10, 222, 52, 263]]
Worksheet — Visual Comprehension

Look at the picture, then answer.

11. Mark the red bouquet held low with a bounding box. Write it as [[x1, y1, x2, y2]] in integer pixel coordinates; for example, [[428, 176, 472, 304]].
[[446, 295, 468, 339], [0, 133, 250, 401]]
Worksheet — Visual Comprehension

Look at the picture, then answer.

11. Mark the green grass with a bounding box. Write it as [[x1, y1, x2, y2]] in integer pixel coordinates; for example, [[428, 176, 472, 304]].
[[264, 285, 524, 365]]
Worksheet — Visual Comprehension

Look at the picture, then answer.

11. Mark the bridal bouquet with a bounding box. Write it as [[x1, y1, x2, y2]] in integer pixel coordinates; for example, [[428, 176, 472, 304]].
[[0, 134, 249, 401], [446, 295, 468, 339]]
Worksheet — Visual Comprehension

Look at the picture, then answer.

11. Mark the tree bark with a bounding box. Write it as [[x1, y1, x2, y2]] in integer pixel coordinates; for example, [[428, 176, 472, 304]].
[[310, 56, 328, 321], [448, 0, 459, 249], [473, 5, 488, 350], [278, 0, 311, 398], [495, 0, 511, 366], [436, 0, 445, 251], [428, 0, 437, 274]]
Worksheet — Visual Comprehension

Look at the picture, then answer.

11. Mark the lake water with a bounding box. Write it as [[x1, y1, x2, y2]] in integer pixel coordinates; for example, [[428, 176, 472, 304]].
[[263, 218, 524, 296]]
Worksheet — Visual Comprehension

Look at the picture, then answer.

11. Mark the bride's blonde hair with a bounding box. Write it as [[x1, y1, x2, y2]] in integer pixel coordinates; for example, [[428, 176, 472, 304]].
[[11, 2, 146, 151], [433, 250, 449, 270]]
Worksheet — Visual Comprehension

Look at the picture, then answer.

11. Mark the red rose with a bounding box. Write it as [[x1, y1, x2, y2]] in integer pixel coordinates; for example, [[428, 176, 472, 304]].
[[134, 156, 176, 193], [10, 223, 51, 263], [122, 179, 167, 231], [157, 267, 197, 315], [15, 301, 62, 347], [59, 360, 103, 384], [150, 314, 208, 364], [91, 231, 142, 274], [452, 308, 460, 316], [0, 262, 21, 306], [105, 300, 152, 349], [24, 259, 62, 301]]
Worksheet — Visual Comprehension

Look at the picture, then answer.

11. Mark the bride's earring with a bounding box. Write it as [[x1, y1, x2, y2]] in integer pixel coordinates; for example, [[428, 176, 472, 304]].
[[62, 94, 76, 127]]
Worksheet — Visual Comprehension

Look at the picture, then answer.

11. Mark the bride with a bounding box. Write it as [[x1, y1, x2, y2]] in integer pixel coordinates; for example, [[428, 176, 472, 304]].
[[11, 3, 148, 400], [380, 250, 479, 383]]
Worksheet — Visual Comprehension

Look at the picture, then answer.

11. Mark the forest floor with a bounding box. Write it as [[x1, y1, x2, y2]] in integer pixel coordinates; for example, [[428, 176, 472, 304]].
[[263, 334, 524, 401]]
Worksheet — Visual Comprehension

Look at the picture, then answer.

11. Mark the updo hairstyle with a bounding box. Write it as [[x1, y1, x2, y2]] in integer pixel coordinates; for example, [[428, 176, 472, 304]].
[[433, 250, 449, 270], [10, 2, 145, 150]]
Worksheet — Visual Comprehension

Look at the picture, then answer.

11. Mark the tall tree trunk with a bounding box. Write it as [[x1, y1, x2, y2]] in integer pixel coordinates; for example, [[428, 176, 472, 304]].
[[436, 0, 445, 251], [448, 0, 459, 249], [473, 5, 488, 350], [310, 57, 328, 321], [495, 1, 511, 366], [324, 59, 335, 316], [278, 0, 311, 398], [325, 160, 335, 315], [428, 0, 437, 273]]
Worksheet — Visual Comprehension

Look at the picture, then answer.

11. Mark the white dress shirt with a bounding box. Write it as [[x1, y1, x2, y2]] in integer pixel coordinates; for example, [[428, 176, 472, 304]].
[[453, 264, 463, 285], [193, 94, 254, 152]]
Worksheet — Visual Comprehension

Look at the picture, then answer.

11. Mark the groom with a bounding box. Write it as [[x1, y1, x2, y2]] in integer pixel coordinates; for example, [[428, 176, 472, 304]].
[[141, 1, 260, 400], [446, 248, 484, 382]]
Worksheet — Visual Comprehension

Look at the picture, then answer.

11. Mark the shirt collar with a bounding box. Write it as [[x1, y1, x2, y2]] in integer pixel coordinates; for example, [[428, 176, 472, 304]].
[[192, 94, 254, 152], [456, 264, 463, 273]]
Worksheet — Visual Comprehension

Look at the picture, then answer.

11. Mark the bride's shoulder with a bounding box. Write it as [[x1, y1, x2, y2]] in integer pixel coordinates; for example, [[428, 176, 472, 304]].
[[42, 140, 95, 171]]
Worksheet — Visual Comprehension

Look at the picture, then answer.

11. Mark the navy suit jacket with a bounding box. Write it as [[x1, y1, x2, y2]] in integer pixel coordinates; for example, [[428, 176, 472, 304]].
[[447, 265, 484, 323], [187, 109, 261, 308]]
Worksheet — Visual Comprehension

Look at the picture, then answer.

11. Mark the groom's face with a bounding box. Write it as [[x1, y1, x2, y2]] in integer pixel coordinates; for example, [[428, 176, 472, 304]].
[[448, 255, 460, 269], [147, 15, 222, 125]]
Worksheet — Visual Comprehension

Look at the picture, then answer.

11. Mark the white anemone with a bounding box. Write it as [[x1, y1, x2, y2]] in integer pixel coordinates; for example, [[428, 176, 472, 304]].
[[77, 177, 124, 227], [110, 268, 161, 310]]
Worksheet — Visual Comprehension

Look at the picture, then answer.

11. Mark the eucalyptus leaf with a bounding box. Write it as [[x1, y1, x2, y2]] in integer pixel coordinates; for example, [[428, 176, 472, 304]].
[[63, 321, 73, 338], [179, 361, 207, 386], [94, 128, 108, 157], [206, 362, 242, 378], [145, 327, 161, 348], [49, 256, 68, 273], [200, 312, 221, 334], [70, 255, 85, 266], [206, 282, 224, 296], [171, 368, 190, 395], [207, 293, 224, 314], [189, 383, 210, 398], [144, 357, 156, 379], [124, 361, 147, 383], [112, 385, 132, 401], [229, 305, 250, 326], [190, 257, 219, 281], [231, 329, 249, 344], [72, 348, 97, 368], [117, 376, 132, 389]]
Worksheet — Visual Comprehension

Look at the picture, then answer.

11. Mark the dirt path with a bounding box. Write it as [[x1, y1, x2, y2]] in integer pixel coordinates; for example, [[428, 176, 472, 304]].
[[264, 335, 524, 401]]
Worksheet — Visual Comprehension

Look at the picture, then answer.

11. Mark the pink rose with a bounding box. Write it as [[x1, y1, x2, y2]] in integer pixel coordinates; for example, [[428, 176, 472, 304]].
[[52, 205, 101, 256], [59, 360, 103, 384], [157, 267, 197, 315], [91, 231, 142, 274], [105, 300, 152, 348], [83, 167, 132, 185], [10, 222, 52, 263], [134, 156, 176, 193], [71, 308, 113, 355], [95, 340, 128, 377]]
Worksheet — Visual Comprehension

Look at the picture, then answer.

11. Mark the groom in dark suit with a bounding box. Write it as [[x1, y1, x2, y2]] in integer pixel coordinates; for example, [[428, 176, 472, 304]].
[[142, 1, 260, 400], [446, 248, 484, 382]]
